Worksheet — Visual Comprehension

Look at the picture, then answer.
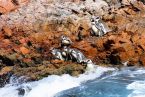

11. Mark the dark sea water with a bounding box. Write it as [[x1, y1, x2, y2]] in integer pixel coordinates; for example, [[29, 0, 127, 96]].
[[55, 67, 145, 97], [0, 66, 145, 97]]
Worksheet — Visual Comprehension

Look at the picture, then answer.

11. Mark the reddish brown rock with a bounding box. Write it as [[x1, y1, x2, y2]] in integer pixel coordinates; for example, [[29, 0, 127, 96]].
[[0, 0, 145, 83], [20, 46, 30, 55], [96, 38, 106, 51], [2, 26, 13, 37], [131, 33, 140, 43], [73, 40, 98, 59], [0, 66, 13, 75], [51, 60, 65, 64], [2, 39, 11, 45], [140, 54, 145, 66], [0, 0, 29, 14], [128, 56, 140, 66], [137, 37, 145, 51], [19, 38, 28, 44], [0, 0, 18, 14]]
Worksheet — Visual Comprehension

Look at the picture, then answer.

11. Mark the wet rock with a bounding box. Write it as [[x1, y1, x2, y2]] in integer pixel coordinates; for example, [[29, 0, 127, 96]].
[[0, 73, 12, 87], [51, 59, 65, 64], [12, 62, 85, 80], [0, 66, 13, 87], [0, 66, 13, 76], [0, 55, 14, 66], [128, 56, 140, 66]]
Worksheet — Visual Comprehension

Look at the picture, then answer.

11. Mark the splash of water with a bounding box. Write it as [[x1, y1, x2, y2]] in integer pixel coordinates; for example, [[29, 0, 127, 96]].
[[54, 67, 145, 97], [0, 66, 115, 97], [127, 81, 145, 97]]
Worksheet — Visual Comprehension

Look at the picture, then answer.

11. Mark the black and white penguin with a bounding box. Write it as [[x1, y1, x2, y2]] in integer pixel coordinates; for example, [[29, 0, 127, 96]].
[[90, 16, 108, 37], [50, 48, 65, 60], [17, 85, 31, 96], [69, 48, 86, 63], [63, 47, 86, 63], [62, 46, 71, 61], [60, 35, 72, 47], [83, 59, 95, 72]]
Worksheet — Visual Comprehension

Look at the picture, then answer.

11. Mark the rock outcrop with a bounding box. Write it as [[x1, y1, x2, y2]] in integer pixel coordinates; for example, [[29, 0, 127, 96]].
[[0, 0, 145, 86]]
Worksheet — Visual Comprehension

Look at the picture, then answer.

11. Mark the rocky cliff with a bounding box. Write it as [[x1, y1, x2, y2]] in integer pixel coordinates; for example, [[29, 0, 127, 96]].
[[0, 0, 145, 86]]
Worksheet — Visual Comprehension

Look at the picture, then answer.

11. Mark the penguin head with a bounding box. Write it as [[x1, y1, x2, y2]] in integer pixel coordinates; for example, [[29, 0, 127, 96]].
[[85, 59, 95, 72], [91, 16, 101, 24], [86, 59, 93, 64], [90, 16, 95, 23], [60, 35, 72, 45], [63, 46, 69, 52], [50, 47, 54, 52], [60, 35, 66, 40], [50, 48, 56, 55], [94, 16, 101, 23]]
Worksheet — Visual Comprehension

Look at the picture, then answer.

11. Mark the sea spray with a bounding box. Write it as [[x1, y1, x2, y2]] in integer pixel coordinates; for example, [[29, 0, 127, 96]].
[[1, 67, 145, 97], [0, 66, 115, 97], [55, 67, 145, 97], [127, 81, 145, 97]]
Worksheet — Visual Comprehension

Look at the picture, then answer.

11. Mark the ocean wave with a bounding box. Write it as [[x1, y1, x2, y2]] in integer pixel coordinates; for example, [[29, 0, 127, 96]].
[[0, 66, 115, 97], [127, 81, 145, 97]]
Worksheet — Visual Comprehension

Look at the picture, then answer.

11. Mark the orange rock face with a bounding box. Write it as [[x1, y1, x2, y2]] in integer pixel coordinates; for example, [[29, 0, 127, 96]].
[[0, 0, 29, 14], [140, 52, 145, 65], [2, 26, 13, 37], [20, 46, 30, 55], [0, 0, 145, 83], [0, 66, 13, 75]]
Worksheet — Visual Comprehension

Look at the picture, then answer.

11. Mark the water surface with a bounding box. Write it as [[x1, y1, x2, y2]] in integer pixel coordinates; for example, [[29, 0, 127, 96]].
[[0, 67, 145, 97]]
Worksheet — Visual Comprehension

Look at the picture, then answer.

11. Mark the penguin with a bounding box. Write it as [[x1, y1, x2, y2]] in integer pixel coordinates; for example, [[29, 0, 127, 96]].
[[17, 85, 31, 96], [63, 47, 76, 61], [63, 46, 72, 61], [50, 48, 65, 60], [60, 35, 72, 47], [84, 59, 95, 72], [69, 48, 86, 63], [61, 50, 67, 58], [63, 47, 86, 63], [122, 61, 128, 66], [62, 47, 73, 61], [90, 17, 100, 36], [90, 16, 108, 37]]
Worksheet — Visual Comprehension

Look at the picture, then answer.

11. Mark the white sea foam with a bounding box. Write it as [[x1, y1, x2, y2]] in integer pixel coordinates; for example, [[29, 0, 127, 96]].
[[127, 81, 145, 97], [0, 66, 115, 97], [126, 68, 145, 97]]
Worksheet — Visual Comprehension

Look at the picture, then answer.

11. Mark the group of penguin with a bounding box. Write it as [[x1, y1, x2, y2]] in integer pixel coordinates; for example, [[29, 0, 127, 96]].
[[15, 16, 108, 96], [51, 35, 95, 72], [51, 16, 109, 72]]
